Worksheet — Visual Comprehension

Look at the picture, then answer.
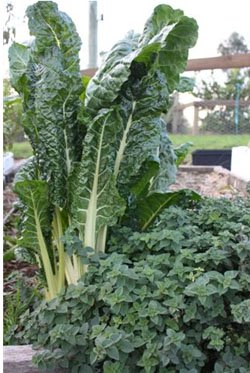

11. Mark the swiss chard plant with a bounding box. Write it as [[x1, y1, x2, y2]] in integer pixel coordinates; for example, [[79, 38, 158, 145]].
[[9, 1, 199, 300]]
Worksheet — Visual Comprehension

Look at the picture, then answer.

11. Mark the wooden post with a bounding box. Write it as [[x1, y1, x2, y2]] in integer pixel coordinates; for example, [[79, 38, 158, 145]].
[[193, 106, 199, 135], [172, 93, 179, 134]]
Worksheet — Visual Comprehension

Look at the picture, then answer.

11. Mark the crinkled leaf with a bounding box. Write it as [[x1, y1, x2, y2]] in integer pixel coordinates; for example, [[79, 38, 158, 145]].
[[177, 76, 195, 92], [14, 157, 37, 184], [8, 42, 30, 93], [86, 31, 140, 115], [137, 189, 201, 231], [86, 5, 198, 207], [14, 180, 52, 252], [151, 120, 177, 190], [129, 156, 160, 198], [113, 71, 169, 198], [9, 1, 84, 207], [174, 142, 193, 166], [138, 5, 198, 91]]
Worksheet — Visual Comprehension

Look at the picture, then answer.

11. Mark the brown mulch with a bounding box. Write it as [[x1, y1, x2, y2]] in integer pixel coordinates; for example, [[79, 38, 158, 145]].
[[170, 169, 244, 199], [3, 184, 17, 216], [3, 182, 39, 294], [4, 262, 38, 294]]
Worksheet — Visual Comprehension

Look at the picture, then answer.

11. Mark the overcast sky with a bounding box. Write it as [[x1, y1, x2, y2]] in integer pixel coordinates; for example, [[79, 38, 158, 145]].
[[3, 0, 250, 73]]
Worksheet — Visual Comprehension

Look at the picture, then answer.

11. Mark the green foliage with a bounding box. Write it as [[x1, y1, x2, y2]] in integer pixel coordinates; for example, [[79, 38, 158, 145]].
[[195, 33, 250, 134], [201, 107, 250, 134], [9, 1, 198, 299], [174, 142, 193, 166], [218, 32, 249, 56], [11, 141, 33, 158], [3, 79, 24, 151], [3, 2, 16, 45], [12, 197, 250, 372], [4, 271, 42, 345], [169, 134, 250, 163]]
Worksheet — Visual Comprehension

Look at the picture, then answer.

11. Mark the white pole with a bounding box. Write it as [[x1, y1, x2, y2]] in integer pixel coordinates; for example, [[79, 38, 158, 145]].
[[88, 0, 98, 68]]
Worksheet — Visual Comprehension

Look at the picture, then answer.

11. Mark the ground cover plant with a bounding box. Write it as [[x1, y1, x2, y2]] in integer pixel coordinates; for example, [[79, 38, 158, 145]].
[[9, 1, 198, 300], [11, 197, 250, 372]]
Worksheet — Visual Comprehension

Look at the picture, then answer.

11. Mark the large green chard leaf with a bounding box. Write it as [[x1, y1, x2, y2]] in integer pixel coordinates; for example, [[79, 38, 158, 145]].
[[8, 42, 30, 94], [86, 31, 140, 116], [150, 119, 177, 191], [9, 1, 84, 207], [86, 5, 198, 114], [137, 189, 201, 231], [174, 142, 193, 167], [113, 70, 169, 197], [14, 157, 52, 259], [129, 156, 160, 198], [14, 179, 57, 296], [138, 5, 198, 91], [83, 4, 198, 237], [85, 5, 198, 200], [14, 180, 51, 252], [14, 157, 39, 183], [71, 109, 126, 249]]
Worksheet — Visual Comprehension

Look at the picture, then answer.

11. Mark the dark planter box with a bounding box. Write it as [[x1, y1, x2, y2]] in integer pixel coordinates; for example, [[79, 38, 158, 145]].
[[192, 149, 232, 170]]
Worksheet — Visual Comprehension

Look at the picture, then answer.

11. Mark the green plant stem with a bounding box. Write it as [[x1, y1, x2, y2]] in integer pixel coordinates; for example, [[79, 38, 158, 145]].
[[65, 255, 78, 284], [96, 225, 107, 252], [34, 206, 57, 300], [97, 102, 136, 253], [54, 207, 65, 292]]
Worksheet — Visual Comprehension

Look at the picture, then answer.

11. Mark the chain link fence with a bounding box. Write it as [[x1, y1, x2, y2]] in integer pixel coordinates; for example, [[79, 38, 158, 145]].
[[165, 96, 250, 136]]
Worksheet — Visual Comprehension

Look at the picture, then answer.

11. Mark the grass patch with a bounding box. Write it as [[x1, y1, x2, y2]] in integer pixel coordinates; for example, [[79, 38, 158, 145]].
[[11, 142, 33, 159], [169, 134, 250, 151], [10, 135, 250, 160], [169, 134, 250, 164]]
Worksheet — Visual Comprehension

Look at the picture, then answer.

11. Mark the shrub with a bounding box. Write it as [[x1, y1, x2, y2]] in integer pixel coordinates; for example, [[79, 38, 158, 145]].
[[201, 108, 250, 134], [13, 197, 250, 372]]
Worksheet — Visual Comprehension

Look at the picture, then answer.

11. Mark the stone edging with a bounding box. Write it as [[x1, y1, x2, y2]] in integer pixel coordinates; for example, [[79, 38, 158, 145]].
[[3, 345, 66, 373], [213, 166, 248, 196], [179, 165, 248, 196]]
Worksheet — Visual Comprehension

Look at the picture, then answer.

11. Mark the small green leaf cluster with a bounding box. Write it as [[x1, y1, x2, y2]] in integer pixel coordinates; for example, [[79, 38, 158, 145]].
[[14, 197, 250, 372]]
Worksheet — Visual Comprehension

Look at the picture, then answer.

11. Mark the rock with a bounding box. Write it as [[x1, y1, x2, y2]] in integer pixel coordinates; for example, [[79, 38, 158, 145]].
[[3, 345, 66, 373]]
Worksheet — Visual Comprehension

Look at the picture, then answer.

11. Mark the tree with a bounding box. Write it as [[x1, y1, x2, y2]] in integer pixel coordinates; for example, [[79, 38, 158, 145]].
[[3, 80, 23, 151], [218, 32, 249, 56], [3, 1, 26, 151], [3, 2, 16, 45], [196, 33, 250, 134]]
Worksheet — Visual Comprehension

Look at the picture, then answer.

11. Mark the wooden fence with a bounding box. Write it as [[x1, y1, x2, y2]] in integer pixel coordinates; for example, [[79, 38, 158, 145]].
[[81, 53, 250, 77], [174, 99, 250, 135], [81, 54, 250, 135]]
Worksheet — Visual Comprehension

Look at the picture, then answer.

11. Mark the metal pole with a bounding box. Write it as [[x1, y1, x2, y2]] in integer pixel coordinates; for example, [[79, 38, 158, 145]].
[[88, 1, 98, 68], [234, 83, 241, 135]]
